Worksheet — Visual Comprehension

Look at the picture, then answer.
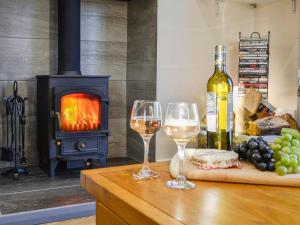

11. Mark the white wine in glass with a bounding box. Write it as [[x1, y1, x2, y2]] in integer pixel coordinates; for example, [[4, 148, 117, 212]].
[[164, 119, 200, 143], [130, 100, 162, 180], [130, 117, 161, 136], [164, 103, 200, 189]]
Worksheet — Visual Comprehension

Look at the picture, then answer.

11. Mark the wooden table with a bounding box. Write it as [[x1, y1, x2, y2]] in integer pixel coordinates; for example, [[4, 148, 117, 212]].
[[80, 162, 300, 225]]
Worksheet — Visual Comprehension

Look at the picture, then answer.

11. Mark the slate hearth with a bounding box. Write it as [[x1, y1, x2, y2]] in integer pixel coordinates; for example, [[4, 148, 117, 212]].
[[0, 157, 137, 215]]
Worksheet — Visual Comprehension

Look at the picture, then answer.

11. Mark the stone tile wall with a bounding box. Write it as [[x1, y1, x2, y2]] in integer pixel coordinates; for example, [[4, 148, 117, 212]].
[[0, 0, 128, 167], [127, 0, 157, 162]]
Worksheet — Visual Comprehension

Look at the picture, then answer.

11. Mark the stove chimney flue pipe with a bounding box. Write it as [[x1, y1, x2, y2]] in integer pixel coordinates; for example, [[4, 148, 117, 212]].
[[58, 0, 81, 75]]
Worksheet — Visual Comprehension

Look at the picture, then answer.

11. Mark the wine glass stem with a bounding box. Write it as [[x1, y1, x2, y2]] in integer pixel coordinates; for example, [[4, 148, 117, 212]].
[[177, 142, 186, 179], [142, 136, 152, 169]]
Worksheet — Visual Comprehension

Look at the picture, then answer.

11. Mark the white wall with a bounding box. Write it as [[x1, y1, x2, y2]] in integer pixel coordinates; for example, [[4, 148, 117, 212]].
[[156, 0, 300, 161], [255, 0, 300, 111], [156, 0, 256, 161]]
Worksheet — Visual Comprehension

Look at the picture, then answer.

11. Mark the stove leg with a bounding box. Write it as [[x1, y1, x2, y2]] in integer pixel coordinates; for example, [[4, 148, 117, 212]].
[[99, 155, 107, 167], [49, 159, 58, 177]]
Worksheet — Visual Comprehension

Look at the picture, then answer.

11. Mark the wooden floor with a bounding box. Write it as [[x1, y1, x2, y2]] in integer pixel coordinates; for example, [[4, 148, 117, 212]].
[[42, 216, 95, 225]]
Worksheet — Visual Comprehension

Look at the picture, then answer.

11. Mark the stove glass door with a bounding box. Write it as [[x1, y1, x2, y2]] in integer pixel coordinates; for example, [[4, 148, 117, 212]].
[[60, 93, 101, 132]]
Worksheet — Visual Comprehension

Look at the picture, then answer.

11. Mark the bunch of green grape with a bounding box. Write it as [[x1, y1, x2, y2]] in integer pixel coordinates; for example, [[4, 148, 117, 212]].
[[271, 128, 300, 176]]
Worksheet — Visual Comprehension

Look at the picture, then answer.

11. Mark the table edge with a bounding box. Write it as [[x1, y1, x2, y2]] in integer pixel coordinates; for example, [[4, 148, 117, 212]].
[[80, 162, 184, 225]]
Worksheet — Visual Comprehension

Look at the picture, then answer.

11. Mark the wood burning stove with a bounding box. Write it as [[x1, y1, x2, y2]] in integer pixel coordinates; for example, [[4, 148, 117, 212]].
[[36, 0, 109, 177], [36, 76, 109, 177]]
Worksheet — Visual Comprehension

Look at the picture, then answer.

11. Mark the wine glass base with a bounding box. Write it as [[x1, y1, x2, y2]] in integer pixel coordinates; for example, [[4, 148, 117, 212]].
[[166, 179, 196, 190], [133, 167, 159, 180]]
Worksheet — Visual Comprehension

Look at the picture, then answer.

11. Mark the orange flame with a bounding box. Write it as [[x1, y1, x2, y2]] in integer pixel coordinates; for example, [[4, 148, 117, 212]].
[[61, 93, 101, 132]]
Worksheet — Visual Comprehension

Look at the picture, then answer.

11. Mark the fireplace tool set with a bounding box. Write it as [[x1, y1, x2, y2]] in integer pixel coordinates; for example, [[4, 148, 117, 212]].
[[1, 81, 30, 179]]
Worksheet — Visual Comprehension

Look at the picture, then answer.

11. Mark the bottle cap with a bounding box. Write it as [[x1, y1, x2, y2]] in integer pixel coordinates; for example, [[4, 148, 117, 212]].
[[215, 45, 226, 54]]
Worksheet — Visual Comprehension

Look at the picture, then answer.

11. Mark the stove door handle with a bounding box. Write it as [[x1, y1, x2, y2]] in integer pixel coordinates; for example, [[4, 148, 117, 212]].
[[55, 112, 62, 130]]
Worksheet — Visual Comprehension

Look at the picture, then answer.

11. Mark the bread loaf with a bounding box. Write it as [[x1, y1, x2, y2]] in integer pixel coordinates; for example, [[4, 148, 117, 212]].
[[192, 149, 240, 169]]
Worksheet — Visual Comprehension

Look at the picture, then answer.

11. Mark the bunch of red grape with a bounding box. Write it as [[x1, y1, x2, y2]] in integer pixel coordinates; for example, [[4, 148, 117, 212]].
[[234, 137, 275, 171]]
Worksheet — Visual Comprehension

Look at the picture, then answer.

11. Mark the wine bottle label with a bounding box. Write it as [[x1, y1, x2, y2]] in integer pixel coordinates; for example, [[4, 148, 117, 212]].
[[207, 92, 217, 132], [227, 92, 233, 132], [207, 92, 233, 132]]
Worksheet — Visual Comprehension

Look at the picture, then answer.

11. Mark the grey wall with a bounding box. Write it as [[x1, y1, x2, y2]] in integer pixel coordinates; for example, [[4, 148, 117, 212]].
[[81, 0, 128, 158], [127, 0, 157, 162], [0, 0, 128, 167]]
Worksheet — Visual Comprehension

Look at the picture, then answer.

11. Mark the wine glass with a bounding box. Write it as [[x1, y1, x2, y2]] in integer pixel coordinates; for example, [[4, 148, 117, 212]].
[[164, 102, 200, 189], [130, 100, 162, 180]]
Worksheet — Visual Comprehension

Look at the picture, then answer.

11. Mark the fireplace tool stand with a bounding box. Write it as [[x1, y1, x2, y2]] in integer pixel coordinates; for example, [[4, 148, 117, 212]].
[[1, 81, 30, 179]]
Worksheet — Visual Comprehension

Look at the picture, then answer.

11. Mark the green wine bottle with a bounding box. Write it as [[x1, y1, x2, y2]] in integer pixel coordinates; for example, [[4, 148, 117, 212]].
[[207, 45, 233, 150]]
